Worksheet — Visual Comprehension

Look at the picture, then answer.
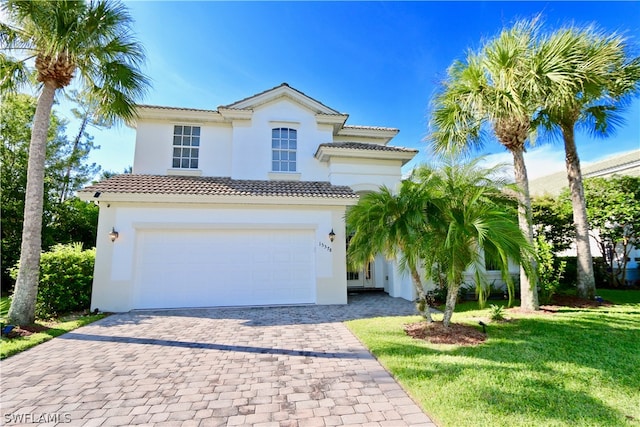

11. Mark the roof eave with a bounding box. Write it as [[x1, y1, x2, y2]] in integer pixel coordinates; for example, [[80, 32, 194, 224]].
[[77, 191, 358, 206], [129, 105, 225, 127], [337, 127, 399, 142], [314, 147, 417, 165], [316, 113, 349, 133]]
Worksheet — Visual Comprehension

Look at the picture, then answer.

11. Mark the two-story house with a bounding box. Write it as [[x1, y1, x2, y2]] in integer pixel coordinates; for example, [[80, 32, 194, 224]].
[[79, 83, 418, 312]]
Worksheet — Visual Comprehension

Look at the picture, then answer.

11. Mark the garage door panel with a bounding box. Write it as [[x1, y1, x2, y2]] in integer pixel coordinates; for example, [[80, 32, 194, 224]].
[[133, 229, 315, 309]]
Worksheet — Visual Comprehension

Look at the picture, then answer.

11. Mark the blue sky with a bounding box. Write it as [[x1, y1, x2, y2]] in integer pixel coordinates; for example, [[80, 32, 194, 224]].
[[57, 1, 640, 179]]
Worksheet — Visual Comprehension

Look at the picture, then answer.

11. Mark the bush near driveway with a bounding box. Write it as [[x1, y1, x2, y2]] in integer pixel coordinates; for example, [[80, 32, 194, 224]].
[[10, 243, 95, 318]]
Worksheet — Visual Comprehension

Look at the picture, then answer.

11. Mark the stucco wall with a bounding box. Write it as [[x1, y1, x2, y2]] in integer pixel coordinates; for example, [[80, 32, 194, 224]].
[[91, 202, 348, 312], [133, 121, 233, 176], [230, 100, 332, 181], [132, 99, 337, 181]]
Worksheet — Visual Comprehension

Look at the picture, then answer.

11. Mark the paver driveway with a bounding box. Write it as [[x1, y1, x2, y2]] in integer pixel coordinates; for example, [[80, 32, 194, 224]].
[[1, 293, 436, 426]]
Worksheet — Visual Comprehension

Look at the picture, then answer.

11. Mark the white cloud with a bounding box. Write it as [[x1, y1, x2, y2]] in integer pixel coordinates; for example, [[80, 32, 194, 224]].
[[480, 145, 567, 181], [523, 146, 568, 179]]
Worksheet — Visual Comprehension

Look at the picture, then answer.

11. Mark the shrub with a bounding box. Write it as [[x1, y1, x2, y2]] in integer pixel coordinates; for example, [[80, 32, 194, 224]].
[[489, 304, 505, 321], [557, 256, 608, 290], [536, 235, 566, 304], [558, 256, 577, 288], [593, 257, 611, 287], [426, 285, 448, 305], [10, 243, 95, 318]]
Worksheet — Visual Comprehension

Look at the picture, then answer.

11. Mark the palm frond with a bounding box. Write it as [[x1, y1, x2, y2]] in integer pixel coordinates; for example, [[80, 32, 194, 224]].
[[2, 0, 151, 123], [0, 53, 30, 93]]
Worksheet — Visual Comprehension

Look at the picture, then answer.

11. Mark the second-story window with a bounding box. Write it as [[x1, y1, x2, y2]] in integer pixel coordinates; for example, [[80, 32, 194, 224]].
[[173, 125, 200, 169], [272, 128, 297, 172]]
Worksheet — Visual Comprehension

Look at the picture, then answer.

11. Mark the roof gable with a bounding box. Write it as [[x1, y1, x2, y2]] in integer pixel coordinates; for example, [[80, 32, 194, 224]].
[[222, 83, 342, 115]]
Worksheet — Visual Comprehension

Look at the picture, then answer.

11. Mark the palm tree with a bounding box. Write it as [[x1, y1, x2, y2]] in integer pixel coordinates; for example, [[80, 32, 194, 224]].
[[429, 20, 543, 310], [413, 158, 532, 327], [346, 181, 435, 322], [536, 26, 640, 299], [1, 0, 149, 324], [347, 158, 531, 328]]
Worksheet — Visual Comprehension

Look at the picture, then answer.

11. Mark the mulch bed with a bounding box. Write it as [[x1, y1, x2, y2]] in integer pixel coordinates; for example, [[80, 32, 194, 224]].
[[406, 294, 614, 345], [536, 294, 613, 313], [404, 321, 487, 346], [3, 324, 51, 338]]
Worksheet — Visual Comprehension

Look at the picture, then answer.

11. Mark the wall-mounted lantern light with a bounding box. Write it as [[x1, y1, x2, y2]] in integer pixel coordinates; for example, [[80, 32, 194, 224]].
[[329, 229, 336, 242], [108, 227, 119, 242]]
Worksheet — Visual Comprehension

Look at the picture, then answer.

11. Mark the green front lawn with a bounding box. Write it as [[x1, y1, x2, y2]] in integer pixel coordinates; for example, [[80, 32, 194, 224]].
[[1, 296, 106, 359], [347, 291, 640, 427], [598, 288, 640, 304]]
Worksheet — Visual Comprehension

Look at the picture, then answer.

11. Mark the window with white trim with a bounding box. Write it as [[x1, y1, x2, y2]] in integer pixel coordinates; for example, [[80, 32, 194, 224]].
[[172, 125, 200, 169], [271, 128, 297, 172]]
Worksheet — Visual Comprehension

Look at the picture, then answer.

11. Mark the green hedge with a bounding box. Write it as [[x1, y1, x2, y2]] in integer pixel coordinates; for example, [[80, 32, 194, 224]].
[[11, 243, 95, 318], [557, 256, 609, 289]]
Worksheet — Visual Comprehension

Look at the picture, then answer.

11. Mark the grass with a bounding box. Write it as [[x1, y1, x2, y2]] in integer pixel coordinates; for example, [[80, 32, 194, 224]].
[[346, 290, 640, 427], [598, 288, 640, 304], [1, 296, 106, 359]]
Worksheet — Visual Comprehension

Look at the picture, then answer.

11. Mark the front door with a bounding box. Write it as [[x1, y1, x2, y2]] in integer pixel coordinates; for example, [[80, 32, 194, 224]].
[[346, 234, 374, 288], [347, 261, 373, 288]]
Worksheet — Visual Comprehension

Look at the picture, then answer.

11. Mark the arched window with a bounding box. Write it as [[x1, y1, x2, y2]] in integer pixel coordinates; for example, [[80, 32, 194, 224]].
[[271, 128, 297, 172]]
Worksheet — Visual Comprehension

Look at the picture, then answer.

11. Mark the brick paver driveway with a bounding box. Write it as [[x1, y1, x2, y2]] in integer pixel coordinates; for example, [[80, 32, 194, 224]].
[[1, 293, 436, 426]]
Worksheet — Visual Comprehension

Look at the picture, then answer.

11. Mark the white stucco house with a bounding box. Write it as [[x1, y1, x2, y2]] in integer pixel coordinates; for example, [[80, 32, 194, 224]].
[[79, 83, 418, 312]]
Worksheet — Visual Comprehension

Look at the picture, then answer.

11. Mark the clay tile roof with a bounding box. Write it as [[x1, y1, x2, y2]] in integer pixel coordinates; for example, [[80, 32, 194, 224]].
[[317, 142, 418, 153], [137, 104, 219, 113], [81, 175, 358, 199], [342, 124, 399, 132]]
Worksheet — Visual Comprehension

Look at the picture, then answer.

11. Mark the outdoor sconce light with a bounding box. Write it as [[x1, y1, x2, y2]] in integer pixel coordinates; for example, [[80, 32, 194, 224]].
[[108, 227, 119, 242], [329, 229, 336, 242]]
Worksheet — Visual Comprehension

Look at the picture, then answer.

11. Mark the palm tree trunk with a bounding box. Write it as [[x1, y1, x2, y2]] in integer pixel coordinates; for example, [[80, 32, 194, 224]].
[[511, 148, 539, 310], [562, 124, 596, 299], [410, 266, 433, 322], [442, 281, 460, 328], [7, 82, 57, 325]]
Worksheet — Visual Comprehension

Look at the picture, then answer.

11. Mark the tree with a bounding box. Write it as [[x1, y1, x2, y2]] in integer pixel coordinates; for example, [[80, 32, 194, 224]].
[[346, 181, 435, 322], [583, 176, 640, 287], [347, 158, 532, 327], [1, 92, 67, 290], [99, 165, 132, 181], [429, 19, 546, 310], [531, 176, 640, 288], [413, 159, 532, 326], [1, 92, 100, 292], [2, 0, 149, 324], [536, 26, 640, 298], [531, 194, 574, 252], [58, 89, 110, 203]]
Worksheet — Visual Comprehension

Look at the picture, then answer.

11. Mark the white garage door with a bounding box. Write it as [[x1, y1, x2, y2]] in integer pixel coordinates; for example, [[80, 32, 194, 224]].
[[132, 229, 316, 309]]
